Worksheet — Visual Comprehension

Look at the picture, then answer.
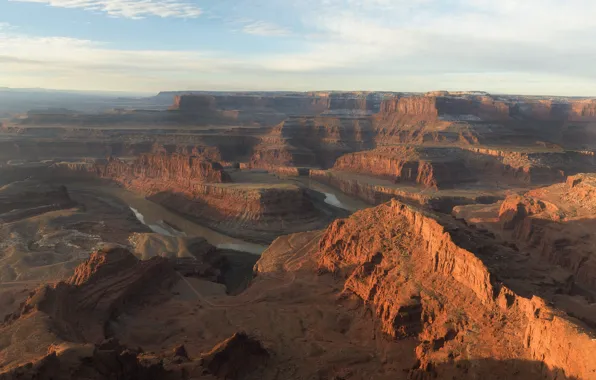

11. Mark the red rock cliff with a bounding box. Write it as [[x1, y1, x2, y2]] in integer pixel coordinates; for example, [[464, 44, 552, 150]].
[[99, 153, 231, 184], [316, 200, 596, 379]]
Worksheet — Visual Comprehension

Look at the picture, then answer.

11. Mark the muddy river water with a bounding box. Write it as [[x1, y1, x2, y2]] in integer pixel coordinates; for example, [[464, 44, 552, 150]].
[[71, 183, 267, 255], [70, 177, 367, 256]]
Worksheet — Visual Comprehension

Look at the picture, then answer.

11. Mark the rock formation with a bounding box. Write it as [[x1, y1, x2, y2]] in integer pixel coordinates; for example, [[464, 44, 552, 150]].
[[315, 199, 596, 379], [0, 246, 176, 369], [98, 153, 231, 185], [3, 89, 596, 379], [495, 175, 596, 292], [333, 146, 476, 189], [92, 153, 342, 243], [200, 332, 269, 379]]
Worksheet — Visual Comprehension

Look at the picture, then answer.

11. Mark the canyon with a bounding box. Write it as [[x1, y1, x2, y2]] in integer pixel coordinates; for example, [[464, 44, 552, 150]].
[[1, 90, 596, 379]]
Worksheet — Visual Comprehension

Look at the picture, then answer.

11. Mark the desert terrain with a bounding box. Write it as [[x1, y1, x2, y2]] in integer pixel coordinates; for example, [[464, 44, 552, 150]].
[[0, 90, 595, 379]]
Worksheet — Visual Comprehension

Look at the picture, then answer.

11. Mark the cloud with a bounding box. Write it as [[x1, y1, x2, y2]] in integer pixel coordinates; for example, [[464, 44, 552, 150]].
[[241, 21, 290, 36], [0, 27, 246, 91], [256, 0, 596, 79], [9, 0, 202, 18], [2, 0, 596, 94]]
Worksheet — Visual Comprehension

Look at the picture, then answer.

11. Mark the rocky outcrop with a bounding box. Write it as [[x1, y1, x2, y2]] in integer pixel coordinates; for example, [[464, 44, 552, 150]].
[[381, 96, 439, 117], [99, 153, 231, 185], [464, 148, 596, 184], [310, 169, 474, 212], [570, 99, 596, 121], [200, 332, 269, 380], [379, 94, 596, 123], [496, 175, 596, 292], [0, 182, 77, 223], [0, 246, 176, 369], [333, 147, 476, 189], [374, 93, 596, 149], [93, 154, 339, 243], [170, 94, 217, 112], [171, 92, 380, 116], [0, 339, 173, 380], [147, 183, 337, 243], [249, 116, 375, 169], [316, 200, 596, 379]]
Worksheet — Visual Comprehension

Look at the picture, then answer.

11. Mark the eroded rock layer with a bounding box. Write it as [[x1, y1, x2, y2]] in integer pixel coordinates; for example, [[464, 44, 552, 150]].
[[316, 200, 596, 379], [0, 246, 176, 368], [92, 153, 340, 243]]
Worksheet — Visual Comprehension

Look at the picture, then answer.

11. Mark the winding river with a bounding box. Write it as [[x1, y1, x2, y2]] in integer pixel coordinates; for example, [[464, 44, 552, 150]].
[[69, 176, 366, 256], [70, 183, 267, 255]]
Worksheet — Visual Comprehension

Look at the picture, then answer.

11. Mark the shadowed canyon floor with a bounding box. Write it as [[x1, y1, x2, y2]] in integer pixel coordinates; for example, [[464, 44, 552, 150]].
[[1, 90, 596, 379]]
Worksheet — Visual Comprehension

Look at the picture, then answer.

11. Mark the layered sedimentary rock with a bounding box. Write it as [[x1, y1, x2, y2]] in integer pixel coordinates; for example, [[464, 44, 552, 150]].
[[0, 247, 261, 379], [374, 93, 596, 148], [95, 153, 339, 243], [171, 92, 381, 116], [249, 116, 375, 170], [495, 175, 596, 292], [570, 99, 596, 121], [333, 147, 476, 189], [146, 183, 335, 243], [464, 148, 596, 183], [309, 169, 475, 213], [379, 93, 596, 123], [98, 153, 231, 185], [0, 246, 177, 369], [316, 199, 596, 379], [0, 181, 76, 223]]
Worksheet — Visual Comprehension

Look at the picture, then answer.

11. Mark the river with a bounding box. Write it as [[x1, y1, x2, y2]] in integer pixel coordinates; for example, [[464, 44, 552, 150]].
[[67, 176, 367, 256], [292, 177, 369, 212], [70, 183, 267, 255]]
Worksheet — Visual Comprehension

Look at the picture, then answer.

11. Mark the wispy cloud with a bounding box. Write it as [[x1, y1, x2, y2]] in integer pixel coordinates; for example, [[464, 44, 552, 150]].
[[9, 0, 202, 19], [2, 0, 596, 94], [241, 21, 290, 36]]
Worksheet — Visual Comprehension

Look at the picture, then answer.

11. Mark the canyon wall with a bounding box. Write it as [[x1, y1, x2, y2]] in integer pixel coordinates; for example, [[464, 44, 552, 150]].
[[316, 200, 596, 379], [98, 153, 231, 184], [329, 144, 596, 193], [497, 175, 596, 292], [379, 94, 596, 122], [94, 154, 338, 243], [374, 93, 596, 149], [171, 92, 381, 115], [309, 169, 474, 213], [248, 116, 375, 170], [332, 147, 476, 189]]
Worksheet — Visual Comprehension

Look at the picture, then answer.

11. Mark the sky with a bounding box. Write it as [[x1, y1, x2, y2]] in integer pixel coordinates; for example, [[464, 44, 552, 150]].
[[1, 0, 596, 95]]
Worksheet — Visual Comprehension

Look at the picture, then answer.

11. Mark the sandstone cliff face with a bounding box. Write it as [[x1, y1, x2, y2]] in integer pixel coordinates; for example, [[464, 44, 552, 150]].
[[379, 94, 596, 123], [497, 175, 596, 292], [571, 100, 596, 121], [99, 153, 231, 185], [200, 332, 269, 379], [309, 169, 474, 213], [378, 95, 510, 121], [382, 96, 439, 117], [332, 147, 477, 189], [170, 94, 216, 112], [95, 154, 338, 243], [170, 93, 379, 116], [0, 246, 251, 379], [373, 94, 596, 149], [249, 116, 375, 169], [316, 200, 596, 379]]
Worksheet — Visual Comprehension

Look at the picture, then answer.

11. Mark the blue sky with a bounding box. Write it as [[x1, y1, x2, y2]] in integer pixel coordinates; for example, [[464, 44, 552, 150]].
[[1, 0, 596, 95]]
